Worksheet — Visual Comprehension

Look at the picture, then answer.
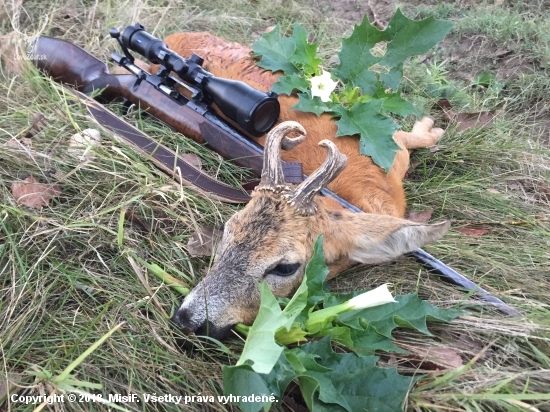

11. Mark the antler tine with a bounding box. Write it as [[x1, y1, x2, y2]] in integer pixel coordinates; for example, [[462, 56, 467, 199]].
[[257, 121, 306, 191], [284, 139, 347, 215]]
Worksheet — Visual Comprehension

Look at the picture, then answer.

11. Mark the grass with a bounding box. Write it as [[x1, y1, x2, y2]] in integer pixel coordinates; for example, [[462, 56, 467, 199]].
[[1, 0, 550, 411]]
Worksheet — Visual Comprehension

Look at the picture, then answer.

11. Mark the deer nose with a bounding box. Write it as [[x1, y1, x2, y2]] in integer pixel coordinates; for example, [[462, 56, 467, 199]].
[[171, 308, 196, 334], [171, 307, 234, 339]]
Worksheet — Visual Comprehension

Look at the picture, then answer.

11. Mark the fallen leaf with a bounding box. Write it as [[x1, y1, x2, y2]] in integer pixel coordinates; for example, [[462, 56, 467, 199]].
[[407, 347, 463, 370], [5, 137, 32, 148], [407, 210, 433, 223], [68, 128, 101, 161], [24, 112, 47, 138], [0, 372, 23, 401], [437, 99, 495, 131], [187, 225, 223, 257], [181, 153, 202, 169], [428, 145, 441, 153], [440, 330, 489, 359], [11, 176, 61, 209], [457, 226, 490, 236], [455, 111, 495, 131]]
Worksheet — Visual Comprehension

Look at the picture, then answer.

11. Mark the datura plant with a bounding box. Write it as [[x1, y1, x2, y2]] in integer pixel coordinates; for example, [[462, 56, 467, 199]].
[[223, 236, 462, 412], [252, 9, 453, 172]]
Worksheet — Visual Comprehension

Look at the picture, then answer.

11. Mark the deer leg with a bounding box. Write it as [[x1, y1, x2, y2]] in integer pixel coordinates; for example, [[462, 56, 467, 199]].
[[390, 117, 445, 180], [395, 117, 445, 150]]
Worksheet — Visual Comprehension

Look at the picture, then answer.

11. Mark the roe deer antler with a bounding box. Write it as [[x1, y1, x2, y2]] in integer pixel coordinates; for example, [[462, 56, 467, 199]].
[[284, 140, 348, 215], [257, 121, 306, 191]]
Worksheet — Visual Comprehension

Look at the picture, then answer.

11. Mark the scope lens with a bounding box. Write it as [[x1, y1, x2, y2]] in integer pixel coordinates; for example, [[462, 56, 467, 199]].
[[251, 100, 279, 135]]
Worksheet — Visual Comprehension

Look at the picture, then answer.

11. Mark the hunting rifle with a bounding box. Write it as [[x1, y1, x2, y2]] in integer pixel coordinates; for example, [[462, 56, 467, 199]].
[[30, 25, 520, 317]]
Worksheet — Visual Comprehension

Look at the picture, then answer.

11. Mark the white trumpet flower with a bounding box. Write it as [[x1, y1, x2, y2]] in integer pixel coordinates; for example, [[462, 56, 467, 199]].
[[309, 70, 338, 102], [346, 284, 397, 310], [305, 284, 396, 334]]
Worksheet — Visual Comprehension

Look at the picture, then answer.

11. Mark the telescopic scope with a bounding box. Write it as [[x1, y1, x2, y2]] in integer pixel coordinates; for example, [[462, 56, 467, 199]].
[[120, 23, 280, 136]]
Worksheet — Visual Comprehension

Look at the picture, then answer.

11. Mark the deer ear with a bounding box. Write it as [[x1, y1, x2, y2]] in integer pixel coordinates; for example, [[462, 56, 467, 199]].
[[324, 212, 450, 265]]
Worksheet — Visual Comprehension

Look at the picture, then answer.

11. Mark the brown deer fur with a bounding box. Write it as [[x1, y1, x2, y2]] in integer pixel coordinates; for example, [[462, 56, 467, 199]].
[[163, 32, 448, 338]]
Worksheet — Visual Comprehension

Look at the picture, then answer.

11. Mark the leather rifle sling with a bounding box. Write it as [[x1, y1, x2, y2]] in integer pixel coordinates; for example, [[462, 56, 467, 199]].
[[64, 87, 254, 203]]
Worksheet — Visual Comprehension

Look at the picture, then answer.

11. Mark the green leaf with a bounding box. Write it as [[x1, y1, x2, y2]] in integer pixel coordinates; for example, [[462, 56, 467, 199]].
[[338, 293, 463, 338], [292, 337, 412, 412], [271, 73, 310, 95], [335, 9, 452, 94], [380, 9, 453, 68], [316, 326, 354, 348], [472, 71, 505, 93], [252, 23, 322, 76], [223, 353, 296, 412], [382, 94, 419, 117], [252, 24, 298, 74], [236, 277, 308, 374], [289, 24, 322, 75], [334, 15, 387, 94], [380, 63, 403, 91], [291, 92, 335, 116], [275, 323, 309, 345], [222, 365, 269, 412], [348, 325, 407, 355], [327, 363, 413, 412], [335, 100, 401, 172], [304, 235, 330, 307], [473, 71, 497, 87], [289, 339, 357, 411]]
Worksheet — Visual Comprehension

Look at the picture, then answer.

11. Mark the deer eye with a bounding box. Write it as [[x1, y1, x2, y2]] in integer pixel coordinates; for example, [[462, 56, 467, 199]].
[[268, 262, 301, 277]]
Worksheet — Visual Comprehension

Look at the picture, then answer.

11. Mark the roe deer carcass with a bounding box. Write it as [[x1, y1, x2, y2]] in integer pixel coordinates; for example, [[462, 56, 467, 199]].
[[163, 33, 449, 338]]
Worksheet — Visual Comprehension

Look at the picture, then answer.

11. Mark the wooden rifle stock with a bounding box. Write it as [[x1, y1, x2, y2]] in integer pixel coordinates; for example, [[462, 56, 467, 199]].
[[32, 36, 521, 317], [33, 36, 271, 176]]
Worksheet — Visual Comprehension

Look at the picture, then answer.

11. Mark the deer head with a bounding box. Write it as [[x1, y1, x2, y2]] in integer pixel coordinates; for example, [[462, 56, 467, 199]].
[[171, 121, 450, 339]]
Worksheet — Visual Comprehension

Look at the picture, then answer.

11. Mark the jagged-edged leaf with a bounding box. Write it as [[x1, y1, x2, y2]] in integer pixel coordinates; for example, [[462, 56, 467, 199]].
[[222, 365, 272, 412], [289, 24, 322, 75], [380, 9, 453, 68], [349, 325, 408, 354], [304, 235, 330, 307], [291, 336, 412, 412], [338, 293, 462, 338], [223, 354, 296, 412], [316, 326, 354, 348], [275, 323, 309, 345], [335, 100, 401, 172], [236, 278, 308, 373], [291, 92, 335, 116], [271, 72, 310, 95], [380, 63, 403, 91], [327, 362, 413, 412], [334, 15, 387, 94], [252, 25, 298, 74], [289, 337, 376, 411], [382, 94, 419, 117], [336, 9, 452, 95]]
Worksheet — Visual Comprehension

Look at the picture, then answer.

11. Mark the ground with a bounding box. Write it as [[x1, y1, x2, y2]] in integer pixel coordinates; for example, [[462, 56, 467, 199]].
[[0, 0, 549, 411]]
